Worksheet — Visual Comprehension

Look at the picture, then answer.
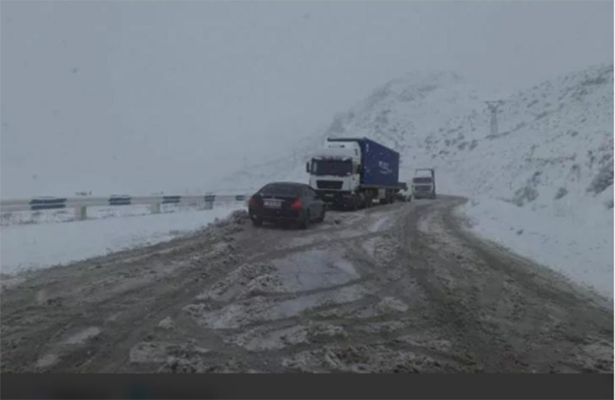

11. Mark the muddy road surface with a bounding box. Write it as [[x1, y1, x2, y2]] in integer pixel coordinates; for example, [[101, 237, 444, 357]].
[[1, 196, 612, 373]]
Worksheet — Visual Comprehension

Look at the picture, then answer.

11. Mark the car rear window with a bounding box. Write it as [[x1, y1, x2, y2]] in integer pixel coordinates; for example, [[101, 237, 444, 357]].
[[259, 184, 303, 196]]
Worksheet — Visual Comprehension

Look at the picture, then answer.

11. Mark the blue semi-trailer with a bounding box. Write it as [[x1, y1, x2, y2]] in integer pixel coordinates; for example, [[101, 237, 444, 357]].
[[306, 137, 407, 210]]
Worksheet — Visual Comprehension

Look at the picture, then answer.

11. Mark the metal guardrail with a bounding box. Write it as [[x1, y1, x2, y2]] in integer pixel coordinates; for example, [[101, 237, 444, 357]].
[[0, 194, 251, 222]]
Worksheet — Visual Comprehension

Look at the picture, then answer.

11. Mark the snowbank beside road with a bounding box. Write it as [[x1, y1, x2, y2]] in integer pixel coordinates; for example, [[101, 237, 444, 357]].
[[0, 204, 246, 276], [457, 198, 613, 300], [0, 201, 239, 227]]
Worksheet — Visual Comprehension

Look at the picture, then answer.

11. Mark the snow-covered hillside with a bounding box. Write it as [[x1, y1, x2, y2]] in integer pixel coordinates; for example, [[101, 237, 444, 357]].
[[426, 65, 613, 206], [216, 71, 485, 192], [221, 64, 614, 298]]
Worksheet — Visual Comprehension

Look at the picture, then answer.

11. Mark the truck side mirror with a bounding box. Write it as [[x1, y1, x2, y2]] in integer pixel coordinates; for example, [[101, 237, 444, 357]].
[[306, 162, 310, 173]]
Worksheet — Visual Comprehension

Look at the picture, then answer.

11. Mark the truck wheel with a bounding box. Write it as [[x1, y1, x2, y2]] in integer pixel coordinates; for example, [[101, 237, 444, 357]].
[[252, 218, 263, 227], [349, 195, 361, 211], [358, 194, 366, 210]]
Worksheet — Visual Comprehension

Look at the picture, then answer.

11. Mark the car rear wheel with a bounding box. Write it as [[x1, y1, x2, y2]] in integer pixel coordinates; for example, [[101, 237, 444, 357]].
[[299, 211, 310, 230], [316, 207, 326, 223]]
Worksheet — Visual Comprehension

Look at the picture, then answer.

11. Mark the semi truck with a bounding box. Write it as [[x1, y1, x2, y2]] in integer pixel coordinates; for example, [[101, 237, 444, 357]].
[[306, 137, 406, 210], [411, 168, 436, 199]]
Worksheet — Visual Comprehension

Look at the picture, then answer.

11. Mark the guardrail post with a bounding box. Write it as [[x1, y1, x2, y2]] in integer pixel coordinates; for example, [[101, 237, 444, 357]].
[[75, 206, 87, 221], [150, 203, 161, 214], [204, 194, 215, 210]]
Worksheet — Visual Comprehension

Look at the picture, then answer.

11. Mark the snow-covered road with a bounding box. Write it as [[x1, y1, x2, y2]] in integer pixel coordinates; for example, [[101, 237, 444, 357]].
[[1, 197, 611, 373]]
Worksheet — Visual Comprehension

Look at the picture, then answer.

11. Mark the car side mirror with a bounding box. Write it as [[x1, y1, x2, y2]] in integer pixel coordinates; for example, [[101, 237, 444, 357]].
[[306, 162, 310, 173]]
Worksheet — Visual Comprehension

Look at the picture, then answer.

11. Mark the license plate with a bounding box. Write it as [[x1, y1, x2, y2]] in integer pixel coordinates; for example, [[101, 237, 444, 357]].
[[264, 200, 281, 209], [324, 194, 334, 197]]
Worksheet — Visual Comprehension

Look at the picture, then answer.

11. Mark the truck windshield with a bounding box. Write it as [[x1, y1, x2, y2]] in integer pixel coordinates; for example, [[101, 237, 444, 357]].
[[413, 177, 432, 184], [311, 159, 353, 176]]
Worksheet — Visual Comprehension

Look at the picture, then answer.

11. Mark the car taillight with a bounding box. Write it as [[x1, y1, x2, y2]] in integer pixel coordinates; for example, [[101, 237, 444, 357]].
[[291, 198, 302, 210], [249, 196, 258, 208]]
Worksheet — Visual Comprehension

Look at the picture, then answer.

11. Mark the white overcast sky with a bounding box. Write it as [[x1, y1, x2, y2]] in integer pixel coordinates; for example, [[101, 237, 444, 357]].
[[1, 0, 613, 197]]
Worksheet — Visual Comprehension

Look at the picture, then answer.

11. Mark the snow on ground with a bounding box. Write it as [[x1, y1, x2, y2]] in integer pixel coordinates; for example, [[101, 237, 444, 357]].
[[190, 284, 369, 329], [368, 214, 393, 233], [64, 327, 102, 345], [270, 248, 360, 291], [458, 198, 613, 300], [0, 203, 246, 275], [0, 274, 27, 291]]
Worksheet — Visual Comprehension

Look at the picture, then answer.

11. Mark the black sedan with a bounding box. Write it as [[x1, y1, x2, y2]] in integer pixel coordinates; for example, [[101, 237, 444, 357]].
[[248, 182, 326, 229]]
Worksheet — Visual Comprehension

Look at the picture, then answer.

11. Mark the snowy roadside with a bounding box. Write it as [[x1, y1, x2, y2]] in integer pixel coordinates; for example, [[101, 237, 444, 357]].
[[0, 203, 246, 276], [455, 198, 613, 300]]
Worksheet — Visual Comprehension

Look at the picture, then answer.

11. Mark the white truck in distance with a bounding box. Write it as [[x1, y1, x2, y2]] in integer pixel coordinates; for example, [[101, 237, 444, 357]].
[[411, 168, 436, 199]]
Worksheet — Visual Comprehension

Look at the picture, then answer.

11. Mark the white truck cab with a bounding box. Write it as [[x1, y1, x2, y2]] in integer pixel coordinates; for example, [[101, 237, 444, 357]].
[[307, 141, 362, 194]]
